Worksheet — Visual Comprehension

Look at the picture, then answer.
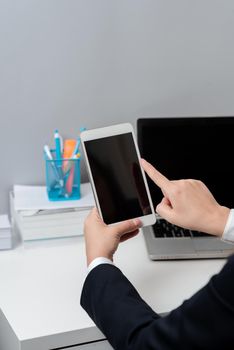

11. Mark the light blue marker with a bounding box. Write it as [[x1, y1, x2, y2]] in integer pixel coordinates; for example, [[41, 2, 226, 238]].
[[54, 129, 62, 165], [72, 127, 86, 157]]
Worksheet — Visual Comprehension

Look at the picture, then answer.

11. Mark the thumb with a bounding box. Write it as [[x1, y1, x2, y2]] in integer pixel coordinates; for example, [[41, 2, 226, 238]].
[[85, 207, 106, 228], [156, 197, 174, 222], [111, 218, 142, 237]]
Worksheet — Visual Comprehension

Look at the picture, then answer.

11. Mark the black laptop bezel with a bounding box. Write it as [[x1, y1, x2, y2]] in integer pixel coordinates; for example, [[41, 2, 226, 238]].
[[137, 116, 234, 208]]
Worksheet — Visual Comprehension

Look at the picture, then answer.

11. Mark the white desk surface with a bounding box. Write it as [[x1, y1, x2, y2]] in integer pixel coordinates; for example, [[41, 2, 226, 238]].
[[0, 231, 226, 343]]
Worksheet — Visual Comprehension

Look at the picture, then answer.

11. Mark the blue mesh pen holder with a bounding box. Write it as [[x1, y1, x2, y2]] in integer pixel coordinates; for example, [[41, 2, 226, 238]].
[[44, 150, 81, 201]]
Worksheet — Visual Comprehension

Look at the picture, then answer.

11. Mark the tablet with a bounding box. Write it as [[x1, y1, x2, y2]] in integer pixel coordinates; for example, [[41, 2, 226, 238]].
[[81, 123, 156, 226]]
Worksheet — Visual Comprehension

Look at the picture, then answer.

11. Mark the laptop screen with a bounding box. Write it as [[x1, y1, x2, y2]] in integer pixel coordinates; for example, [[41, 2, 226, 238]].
[[137, 117, 234, 209]]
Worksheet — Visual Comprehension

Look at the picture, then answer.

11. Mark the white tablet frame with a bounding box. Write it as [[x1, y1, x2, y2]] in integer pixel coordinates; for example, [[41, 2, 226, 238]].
[[81, 123, 156, 227]]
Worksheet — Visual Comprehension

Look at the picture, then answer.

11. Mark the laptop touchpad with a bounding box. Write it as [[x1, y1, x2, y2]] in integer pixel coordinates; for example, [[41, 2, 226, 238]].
[[192, 238, 230, 251]]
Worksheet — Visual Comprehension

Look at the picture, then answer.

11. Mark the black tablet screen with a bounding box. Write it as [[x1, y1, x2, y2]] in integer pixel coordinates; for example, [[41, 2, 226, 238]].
[[84, 133, 152, 224]]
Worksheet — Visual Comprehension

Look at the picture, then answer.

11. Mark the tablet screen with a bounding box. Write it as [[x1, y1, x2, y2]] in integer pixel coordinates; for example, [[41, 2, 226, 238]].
[[84, 133, 152, 224]]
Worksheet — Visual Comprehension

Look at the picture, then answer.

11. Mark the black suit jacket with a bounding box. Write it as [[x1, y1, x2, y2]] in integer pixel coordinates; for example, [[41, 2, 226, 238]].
[[81, 255, 234, 350]]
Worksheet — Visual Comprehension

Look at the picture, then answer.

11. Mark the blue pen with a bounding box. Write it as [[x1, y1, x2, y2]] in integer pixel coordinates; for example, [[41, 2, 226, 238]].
[[72, 127, 86, 157], [54, 130, 68, 196], [54, 130, 62, 165]]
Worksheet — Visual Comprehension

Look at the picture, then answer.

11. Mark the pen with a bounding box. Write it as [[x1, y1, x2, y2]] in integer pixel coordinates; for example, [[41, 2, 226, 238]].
[[59, 133, 63, 154], [44, 145, 64, 188], [72, 139, 81, 158], [54, 130, 62, 165], [72, 127, 86, 157]]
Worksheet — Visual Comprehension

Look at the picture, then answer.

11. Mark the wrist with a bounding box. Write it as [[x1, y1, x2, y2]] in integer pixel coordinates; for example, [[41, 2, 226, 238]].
[[87, 257, 114, 274], [210, 205, 230, 237], [87, 253, 113, 266]]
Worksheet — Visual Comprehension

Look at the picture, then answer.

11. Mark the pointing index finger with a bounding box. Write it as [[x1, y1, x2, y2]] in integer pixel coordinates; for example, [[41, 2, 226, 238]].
[[140, 158, 171, 191]]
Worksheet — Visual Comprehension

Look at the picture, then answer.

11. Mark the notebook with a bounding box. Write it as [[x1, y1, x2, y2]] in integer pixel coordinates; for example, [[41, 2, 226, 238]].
[[0, 215, 12, 250], [137, 117, 234, 260]]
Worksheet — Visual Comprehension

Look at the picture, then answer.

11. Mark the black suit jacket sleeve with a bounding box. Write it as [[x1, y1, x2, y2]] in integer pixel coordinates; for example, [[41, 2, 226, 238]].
[[80, 255, 234, 350]]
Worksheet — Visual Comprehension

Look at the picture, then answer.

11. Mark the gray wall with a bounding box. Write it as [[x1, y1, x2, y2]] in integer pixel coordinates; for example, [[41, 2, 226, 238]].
[[1, 0, 234, 214]]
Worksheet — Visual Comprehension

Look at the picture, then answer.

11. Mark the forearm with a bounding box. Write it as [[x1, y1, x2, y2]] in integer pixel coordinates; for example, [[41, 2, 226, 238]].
[[81, 258, 234, 350], [81, 264, 161, 349]]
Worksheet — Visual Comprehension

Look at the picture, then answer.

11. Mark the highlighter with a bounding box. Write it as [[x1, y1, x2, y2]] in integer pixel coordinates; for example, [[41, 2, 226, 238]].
[[63, 152, 80, 174], [66, 165, 75, 196], [62, 139, 76, 196], [62, 139, 76, 158], [62, 139, 76, 169]]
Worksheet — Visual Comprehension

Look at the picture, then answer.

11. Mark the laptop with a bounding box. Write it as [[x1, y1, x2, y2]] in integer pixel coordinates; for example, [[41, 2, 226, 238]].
[[137, 117, 234, 260]]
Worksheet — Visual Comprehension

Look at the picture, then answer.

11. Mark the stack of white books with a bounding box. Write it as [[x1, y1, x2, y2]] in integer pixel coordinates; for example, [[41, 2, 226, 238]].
[[10, 183, 95, 242], [0, 215, 12, 250]]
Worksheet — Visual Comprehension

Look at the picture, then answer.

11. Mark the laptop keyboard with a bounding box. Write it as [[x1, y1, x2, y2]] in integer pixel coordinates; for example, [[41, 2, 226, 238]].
[[153, 219, 211, 238]]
